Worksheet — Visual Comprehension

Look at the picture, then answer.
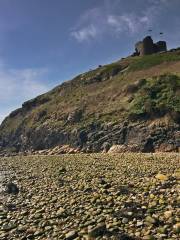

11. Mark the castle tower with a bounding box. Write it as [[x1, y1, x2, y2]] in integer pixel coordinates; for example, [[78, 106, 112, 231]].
[[141, 36, 154, 56], [155, 41, 167, 52], [134, 36, 167, 56]]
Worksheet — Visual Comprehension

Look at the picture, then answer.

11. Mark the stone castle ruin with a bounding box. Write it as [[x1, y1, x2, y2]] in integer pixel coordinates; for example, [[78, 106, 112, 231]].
[[134, 36, 167, 56]]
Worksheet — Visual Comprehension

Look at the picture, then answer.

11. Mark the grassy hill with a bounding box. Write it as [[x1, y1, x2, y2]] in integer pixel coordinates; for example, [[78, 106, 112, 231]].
[[0, 49, 180, 154]]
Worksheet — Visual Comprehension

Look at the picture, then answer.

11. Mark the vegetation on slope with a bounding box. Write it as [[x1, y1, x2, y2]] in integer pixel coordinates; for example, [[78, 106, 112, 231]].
[[129, 51, 180, 71], [129, 74, 180, 121], [0, 49, 180, 145]]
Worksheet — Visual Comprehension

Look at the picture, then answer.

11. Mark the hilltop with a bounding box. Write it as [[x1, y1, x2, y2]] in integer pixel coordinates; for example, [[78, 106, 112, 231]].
[[0, 48, 180, 155]]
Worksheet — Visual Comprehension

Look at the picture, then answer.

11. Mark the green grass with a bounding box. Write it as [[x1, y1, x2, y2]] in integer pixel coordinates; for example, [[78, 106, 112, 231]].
[[81, 62, 122, 80], [100, 62, 122, 74], [129, 52, 180, 71], [129, 74, 180, 117]]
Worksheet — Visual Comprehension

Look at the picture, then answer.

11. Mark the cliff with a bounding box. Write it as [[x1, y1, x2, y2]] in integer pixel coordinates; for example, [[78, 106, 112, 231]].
[[0, 49, 180, 155]]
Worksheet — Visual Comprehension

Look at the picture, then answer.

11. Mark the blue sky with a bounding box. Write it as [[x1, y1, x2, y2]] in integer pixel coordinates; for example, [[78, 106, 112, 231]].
[[0, 0, 180, 122]]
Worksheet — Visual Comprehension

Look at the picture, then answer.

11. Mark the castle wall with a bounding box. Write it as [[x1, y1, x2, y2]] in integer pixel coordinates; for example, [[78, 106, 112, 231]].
[[141, 36, 155, 56], [135, 36, 167, 56], [135, 41, 143, 54], [156, 41, 167, 52]]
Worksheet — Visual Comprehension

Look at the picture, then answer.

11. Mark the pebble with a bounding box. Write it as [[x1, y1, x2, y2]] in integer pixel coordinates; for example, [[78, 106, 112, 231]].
[[137, 221, 144, 227], [57, 207, 66, 217], [122, 217, 129, 224], [173, 222, 180, 233], [155, 173, 168, 181], [145, 216, 157, 225], [164, 210, 173, 218], [0, 153, 179, 239], [65, 230, 78, 239]]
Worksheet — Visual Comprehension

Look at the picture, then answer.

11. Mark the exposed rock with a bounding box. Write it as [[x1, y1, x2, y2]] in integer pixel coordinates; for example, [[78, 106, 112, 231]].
[[78, 130, 88, 146], [5, 182, 19, 195], [108, 144, 140, 153], [32, 145, 80, 155], [102, 142, 111, 153], [108, 145, 127, 153], [156, 143, 178, 152], [0, 120, 179, 155], [67, 109, 83, 123], [88, 223, 107, 238]]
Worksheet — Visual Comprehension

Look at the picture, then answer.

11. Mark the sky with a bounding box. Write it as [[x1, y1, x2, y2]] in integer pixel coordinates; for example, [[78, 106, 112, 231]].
[[0, 0, 180, 123]]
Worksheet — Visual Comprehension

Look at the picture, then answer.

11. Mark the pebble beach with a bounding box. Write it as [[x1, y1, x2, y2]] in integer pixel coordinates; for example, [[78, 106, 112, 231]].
[[0, 153, 179, 239]]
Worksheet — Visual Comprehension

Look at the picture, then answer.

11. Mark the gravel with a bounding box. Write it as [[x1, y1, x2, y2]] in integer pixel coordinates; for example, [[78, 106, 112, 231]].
[[0, 153, 179, 239]]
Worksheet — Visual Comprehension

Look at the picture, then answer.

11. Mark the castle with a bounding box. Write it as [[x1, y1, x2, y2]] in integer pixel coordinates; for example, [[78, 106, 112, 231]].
[[134, 36, 167, 56]]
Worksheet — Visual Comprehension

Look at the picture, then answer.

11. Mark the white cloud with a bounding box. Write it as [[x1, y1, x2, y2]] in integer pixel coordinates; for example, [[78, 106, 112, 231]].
[[70, 8, 105, 42], [107, 15, 124, 32], [71, 0, 177, 43], [0, 67, 49, 101], [71, 24, 98, 42], [148, 0, 169, 4], [107, 14, 151, 34], [0, 63, 51, 123], [71, 6, 153, 42]]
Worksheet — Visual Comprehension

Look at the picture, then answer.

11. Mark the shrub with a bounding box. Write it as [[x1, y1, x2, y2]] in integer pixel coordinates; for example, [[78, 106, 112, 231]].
[[129, 74, 180, 119]]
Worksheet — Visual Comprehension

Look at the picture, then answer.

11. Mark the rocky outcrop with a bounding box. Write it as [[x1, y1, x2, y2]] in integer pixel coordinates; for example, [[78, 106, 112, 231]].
[[67, 109, 83, 123], [0, 119, 179, 155]]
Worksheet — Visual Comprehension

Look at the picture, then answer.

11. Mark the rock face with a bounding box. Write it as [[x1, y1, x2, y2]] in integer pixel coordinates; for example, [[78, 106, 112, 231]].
[[67, 109, 83, 123], [1, 121, 179, 155], [0, 49, 179, 155]]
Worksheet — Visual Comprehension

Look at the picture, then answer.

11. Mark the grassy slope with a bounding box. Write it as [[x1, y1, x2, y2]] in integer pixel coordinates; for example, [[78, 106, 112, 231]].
[[0, 50, 180, 137]]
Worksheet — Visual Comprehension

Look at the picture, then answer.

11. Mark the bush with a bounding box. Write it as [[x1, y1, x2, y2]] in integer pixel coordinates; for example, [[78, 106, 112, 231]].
[[129, 74, 180, 119]]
